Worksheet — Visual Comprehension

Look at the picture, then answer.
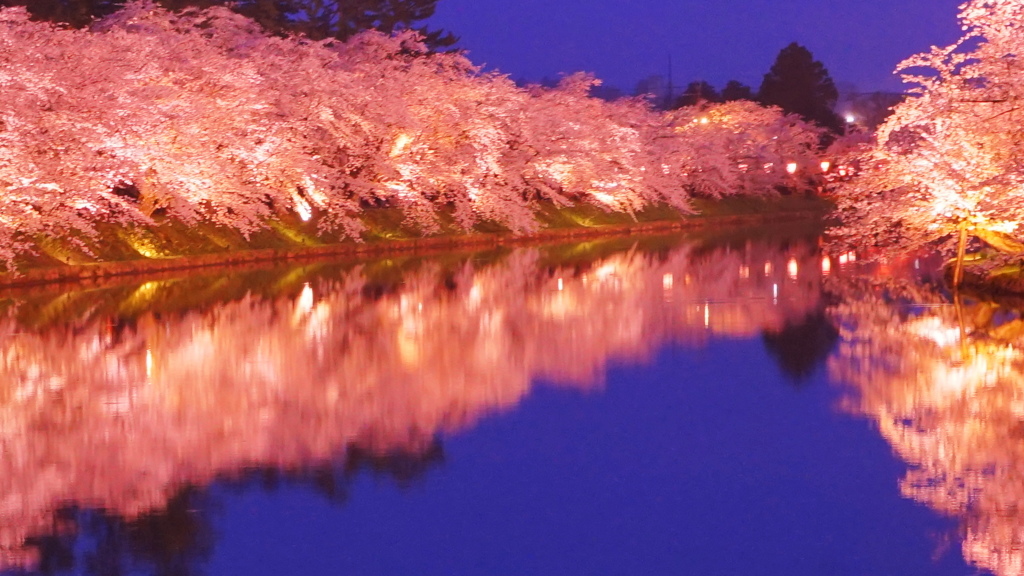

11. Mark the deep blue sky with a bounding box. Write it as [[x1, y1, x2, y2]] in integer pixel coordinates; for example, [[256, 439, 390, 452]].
[[429, 0, 965, 94]]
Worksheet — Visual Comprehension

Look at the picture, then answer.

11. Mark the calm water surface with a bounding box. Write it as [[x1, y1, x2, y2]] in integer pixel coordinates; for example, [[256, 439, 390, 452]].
[[0, 228, 1010, 575]]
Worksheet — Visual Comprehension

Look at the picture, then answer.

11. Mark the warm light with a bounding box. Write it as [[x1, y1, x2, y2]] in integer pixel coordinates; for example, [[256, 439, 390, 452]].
[[787, 257, 798, 279], [557, 278, 564, 291], [764, 262, 772, 275], [785, 162, 798, 175], [292, 192, 312, 222], [821, 256, 832, 274], [699, 117, 709, 124], [838, 253, 849, 265], [845, 114, 856, 123], [298, 283, 314, 314], [820, 161, 831, 172], [704, 304, 710, 328], [662, 273, 673, 290], [594, 262, 619, 280], [908, 317, 961, 348], [739, 265, 750, 279], [389, 133, 413, 157]]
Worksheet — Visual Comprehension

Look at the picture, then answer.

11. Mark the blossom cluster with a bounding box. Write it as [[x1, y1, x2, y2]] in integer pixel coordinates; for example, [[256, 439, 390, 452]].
[[831, 0, 1024, 258], [0, 2, 823, 265]]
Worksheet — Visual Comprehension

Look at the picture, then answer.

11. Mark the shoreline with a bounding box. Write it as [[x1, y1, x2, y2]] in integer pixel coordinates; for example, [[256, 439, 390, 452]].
[[1, 208, 827, 290]]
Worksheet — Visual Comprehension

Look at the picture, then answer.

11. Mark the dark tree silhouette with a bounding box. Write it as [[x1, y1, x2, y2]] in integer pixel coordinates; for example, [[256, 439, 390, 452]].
[[757, 43, 843, 133], [673, 80, 722, 108], [0, 0, 457, 49], [19, 440, 445, 576], [761, 310, 839, 385], [22, 489, 214, 576], [721, 80, 754, 102]]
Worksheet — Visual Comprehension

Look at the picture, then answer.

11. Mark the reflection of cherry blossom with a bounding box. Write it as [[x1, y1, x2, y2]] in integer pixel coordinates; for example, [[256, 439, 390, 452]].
[[831, 281, 1024, 576], [0, 235, 828, 569]]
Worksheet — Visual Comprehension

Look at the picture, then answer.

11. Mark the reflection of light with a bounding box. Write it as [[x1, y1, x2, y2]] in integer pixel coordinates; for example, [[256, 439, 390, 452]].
[[764, 262, 772, 275], [298, 284, 314, 314], [468, 284, 482, 308], [739, 265, 749, 279], [594, 263, 618, 280], [820, 161, 831, 172], [786, 162, 798, 175], [838, 251, 857, 265], [772, 283, 778, 301], [145, 348, 153, 379], [704, 304, 709, 328], [821, 256, 832, 275], [557, 278, 563, 291], [787, 258, 798, 279], [663, 273, 673, 290], [908, 317, 961, 348], [699, 117, 709, 124]]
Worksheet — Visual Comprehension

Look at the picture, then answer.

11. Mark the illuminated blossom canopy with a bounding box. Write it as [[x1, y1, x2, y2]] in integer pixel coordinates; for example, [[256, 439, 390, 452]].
[[0, 1, 822, 268], [832, 0, 1024, 260]]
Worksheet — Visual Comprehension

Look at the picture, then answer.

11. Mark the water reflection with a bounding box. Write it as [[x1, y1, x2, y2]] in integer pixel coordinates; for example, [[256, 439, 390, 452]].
[[0, 230, 830, 572], [831, 280, 1024, 576]]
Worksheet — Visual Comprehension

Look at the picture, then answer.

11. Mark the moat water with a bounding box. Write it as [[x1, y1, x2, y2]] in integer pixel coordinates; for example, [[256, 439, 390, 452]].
[[0, 226, 1013, 576]]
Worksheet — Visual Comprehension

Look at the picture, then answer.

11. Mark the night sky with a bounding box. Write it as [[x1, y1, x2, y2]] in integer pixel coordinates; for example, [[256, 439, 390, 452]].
[[430, 0, 965, 95]]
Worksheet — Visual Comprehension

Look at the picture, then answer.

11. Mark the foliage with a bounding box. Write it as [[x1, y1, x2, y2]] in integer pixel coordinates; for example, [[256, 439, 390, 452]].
[[673, 80, 721, 108], [721, 80, 754, 102], [757, 42, 844, 134], [667, 100, 824, 198], [0, 0, 456, 48], [831, 0, 1024, 263], [0, 2, 824, 268]]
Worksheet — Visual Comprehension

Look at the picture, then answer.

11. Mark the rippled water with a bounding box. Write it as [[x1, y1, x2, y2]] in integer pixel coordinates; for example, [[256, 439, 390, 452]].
[[0, 227, 1011, 575]]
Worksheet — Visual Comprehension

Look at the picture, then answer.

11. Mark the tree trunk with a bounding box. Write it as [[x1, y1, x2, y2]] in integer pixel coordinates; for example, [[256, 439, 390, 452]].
[[953, 222, 968, 289]]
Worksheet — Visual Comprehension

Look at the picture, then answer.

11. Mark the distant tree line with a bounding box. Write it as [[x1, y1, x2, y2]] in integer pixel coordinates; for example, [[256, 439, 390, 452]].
[[644, 43, 845, 134], [0, 0, 456, 47]]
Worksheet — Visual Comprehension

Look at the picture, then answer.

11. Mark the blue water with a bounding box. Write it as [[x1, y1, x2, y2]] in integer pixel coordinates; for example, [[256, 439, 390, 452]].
[[0, 230, 985, 576], [201, 342, 967, 576]]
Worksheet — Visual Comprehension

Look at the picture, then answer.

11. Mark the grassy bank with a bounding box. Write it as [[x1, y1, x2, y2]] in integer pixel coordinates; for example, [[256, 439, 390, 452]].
[[7, 195, 833, 288]]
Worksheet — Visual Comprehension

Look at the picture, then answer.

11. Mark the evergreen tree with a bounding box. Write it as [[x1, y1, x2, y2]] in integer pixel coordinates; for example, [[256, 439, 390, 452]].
[[757, 43, 843, 133], [0, 0, 457, 49], [673, 80, 721, 108], [721, 80, 753, 102]]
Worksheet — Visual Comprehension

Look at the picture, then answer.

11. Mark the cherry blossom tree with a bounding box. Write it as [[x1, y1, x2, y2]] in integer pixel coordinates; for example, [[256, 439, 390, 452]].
[[0, 1, 825, 269], [832, 0, 1024, 284], [666, 100, 823, 198]]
